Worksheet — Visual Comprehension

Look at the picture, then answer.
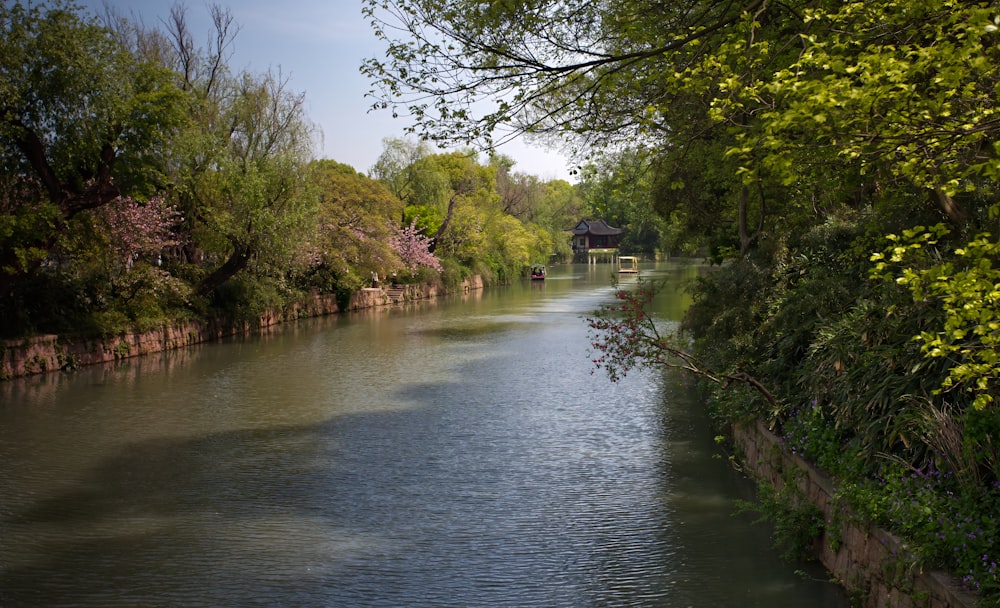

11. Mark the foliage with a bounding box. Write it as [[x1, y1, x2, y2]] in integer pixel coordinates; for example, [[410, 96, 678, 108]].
[[576, 150, 672, 255], [300, 160, 403, 292], [0, 0, 185, 208], [361, 0, 765, 152], [389, 219, 442, 274], [736, 475, 825, 563], [210, 272, 296, 324], [0, 3, 576, 342], [587, 277, 777, 406], [369, 137, 433, 207], [371, 139, 583, 274], [183, 67, 318, 299], [745, 2, 1000, 198], [591, 226, 1000, 597], [0, 182, 62, 277], [681, 257, 776, 406], [779, 402, 856, 479], [648, 136, 742, 258], [843, 464, 1000, 596], [0, 0, 185, 293], [872, 224, 1000, 411]]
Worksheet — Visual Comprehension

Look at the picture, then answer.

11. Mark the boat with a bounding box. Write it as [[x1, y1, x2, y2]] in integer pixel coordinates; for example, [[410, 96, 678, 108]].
[[617, 256, 639, 274], [529, 264, 547, 280]]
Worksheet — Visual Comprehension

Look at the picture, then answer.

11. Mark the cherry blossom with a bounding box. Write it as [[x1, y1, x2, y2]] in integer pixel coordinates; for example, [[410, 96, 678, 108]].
[[389, 219, 443, 272]]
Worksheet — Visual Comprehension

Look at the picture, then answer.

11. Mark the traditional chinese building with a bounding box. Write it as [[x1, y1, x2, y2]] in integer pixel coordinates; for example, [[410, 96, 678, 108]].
[[568, 219, 625, 264]]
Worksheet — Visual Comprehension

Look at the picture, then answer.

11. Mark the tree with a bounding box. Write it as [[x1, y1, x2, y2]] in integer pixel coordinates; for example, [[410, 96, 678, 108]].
[[399, 151, 495, 254], [587, 277, 777, 403], [389, 219, 442, 274], [93, 195, 182, 268], [364, 1, 1000, 258], [370, 137, 432, 213], [491, 154, 541, 221], [150, 5, 318, 299], [361, 0, 768, 152], [191, 69, 317, 297], [0, 0, 185, 290], [360, 0, 816, 259], [576, 150, 672, 256], [301, 160, 403, 291], [727, 1, 1000, 226]]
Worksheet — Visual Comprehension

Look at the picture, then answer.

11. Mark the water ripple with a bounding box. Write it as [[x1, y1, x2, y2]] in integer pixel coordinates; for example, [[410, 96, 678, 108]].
[[0, 264, 847, 607]]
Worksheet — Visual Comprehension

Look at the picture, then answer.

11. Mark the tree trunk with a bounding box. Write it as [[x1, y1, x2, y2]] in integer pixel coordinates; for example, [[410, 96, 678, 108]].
[[8, 117, 121, 218], [195, 243, 253, 297], [737, 183, 767, 257], [933, 187, 968, 227], [428, 194, 458, 254]]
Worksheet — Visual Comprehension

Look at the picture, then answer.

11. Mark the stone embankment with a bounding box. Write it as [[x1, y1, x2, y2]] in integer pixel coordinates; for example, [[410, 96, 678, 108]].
[[1, 277, 483, 381], [733, 422, 980, 608]]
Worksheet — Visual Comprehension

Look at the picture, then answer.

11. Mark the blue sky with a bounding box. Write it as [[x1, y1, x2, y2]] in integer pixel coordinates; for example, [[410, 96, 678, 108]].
[[76, 0, 575, 182]]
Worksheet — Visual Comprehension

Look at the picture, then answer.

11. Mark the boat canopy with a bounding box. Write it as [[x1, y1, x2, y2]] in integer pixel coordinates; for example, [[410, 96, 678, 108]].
[[618, 256, 639, 274]]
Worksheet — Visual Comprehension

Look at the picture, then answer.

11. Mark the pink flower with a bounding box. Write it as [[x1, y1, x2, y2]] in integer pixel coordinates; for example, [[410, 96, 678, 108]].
[[389, 219, 443, 272]]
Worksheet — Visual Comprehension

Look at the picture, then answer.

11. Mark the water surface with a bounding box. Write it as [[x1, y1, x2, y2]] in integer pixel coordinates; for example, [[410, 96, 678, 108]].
[[0, 262, 847, 607]]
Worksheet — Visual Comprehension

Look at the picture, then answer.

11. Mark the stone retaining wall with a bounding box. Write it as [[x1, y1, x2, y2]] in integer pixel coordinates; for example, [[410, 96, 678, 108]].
[[732, 422, 980, 608], [1, 277, 483, 381]]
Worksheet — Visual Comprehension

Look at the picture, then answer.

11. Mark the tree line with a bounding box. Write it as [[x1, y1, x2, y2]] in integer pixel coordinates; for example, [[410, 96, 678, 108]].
[[361, 0, 1000, 597], [0, 1, 620, 340]]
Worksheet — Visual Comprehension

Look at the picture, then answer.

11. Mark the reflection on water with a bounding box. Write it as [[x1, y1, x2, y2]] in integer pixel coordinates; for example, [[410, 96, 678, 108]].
[[0, 262, 847, 607]]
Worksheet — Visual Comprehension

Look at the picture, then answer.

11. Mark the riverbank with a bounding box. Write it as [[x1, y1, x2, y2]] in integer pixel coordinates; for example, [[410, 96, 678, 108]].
[[0, 276, 483, 381], [733, 421, 980, 608]]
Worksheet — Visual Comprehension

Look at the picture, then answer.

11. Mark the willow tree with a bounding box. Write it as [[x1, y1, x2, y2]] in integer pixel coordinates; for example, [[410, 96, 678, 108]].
[[370, 137, 433, 214], [146, 5, 318, 300]]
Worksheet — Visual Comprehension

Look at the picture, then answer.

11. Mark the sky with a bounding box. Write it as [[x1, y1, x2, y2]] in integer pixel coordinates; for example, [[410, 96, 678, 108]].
[[75, 0, 576, 182]]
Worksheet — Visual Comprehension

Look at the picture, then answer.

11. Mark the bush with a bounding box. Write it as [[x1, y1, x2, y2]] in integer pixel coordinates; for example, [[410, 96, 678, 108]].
[[209, 274, 297, 323], [843, 464, 1000, 595]]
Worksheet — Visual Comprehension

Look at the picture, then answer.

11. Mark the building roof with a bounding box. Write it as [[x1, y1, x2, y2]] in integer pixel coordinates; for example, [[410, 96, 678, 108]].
[[568, 219, 624, 236]]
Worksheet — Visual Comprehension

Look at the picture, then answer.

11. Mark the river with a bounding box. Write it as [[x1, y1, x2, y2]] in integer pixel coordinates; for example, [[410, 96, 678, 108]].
[[0, 261, 848, 607]]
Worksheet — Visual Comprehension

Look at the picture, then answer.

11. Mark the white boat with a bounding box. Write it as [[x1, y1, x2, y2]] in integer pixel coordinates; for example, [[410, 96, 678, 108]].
[[617, 256, 639, 274]]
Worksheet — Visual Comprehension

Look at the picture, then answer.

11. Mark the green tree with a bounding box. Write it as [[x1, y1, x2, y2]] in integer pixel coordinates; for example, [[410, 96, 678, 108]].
[[533, 179, 584, 261], [0, 0, 188, 335], [370, 136, 432, 215], [0, 0, 185, 285], [361, 0, 766, 151], [738, 1, 1000, 224], [361, 0, 817, 258], [401, 151, 495, 253], [151, 5, 318, 300], [302, 160, 403, 292], [576, 150, 671, 256]]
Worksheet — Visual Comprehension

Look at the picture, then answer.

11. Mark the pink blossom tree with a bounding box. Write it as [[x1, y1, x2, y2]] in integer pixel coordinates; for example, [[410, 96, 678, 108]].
[[389, 219, 443, 273], [94, 195, 182, 267]]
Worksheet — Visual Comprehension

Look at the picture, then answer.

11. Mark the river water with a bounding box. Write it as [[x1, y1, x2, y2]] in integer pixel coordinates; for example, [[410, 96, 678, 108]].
[[0, 262, 848, 607]]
